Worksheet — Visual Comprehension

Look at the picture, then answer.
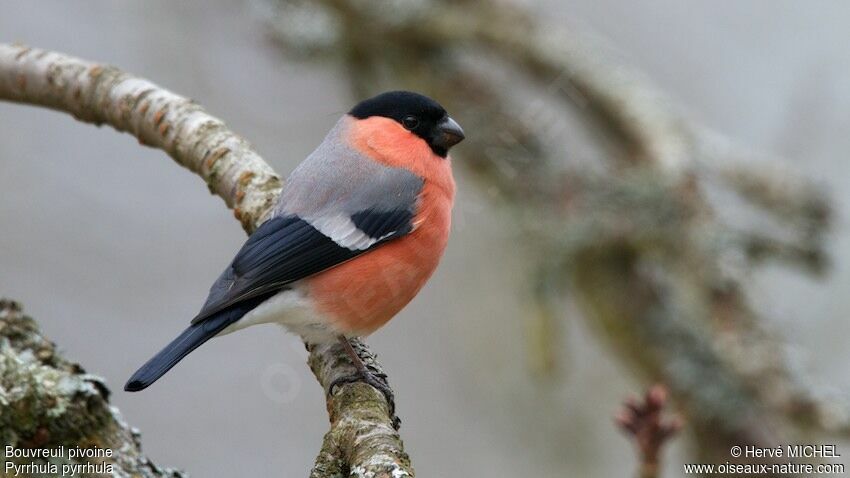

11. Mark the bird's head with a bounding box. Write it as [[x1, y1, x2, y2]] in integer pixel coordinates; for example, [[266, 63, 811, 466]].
[[348, 91, 465, 159]]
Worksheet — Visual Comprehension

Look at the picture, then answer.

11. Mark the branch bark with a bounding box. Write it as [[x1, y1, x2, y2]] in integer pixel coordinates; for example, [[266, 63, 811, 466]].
[[0, 299, 184, 477], [0, 42, 411, 477]]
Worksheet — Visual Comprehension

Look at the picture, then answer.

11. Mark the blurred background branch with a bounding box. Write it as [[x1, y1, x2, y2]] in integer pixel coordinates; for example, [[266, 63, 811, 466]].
[[260, 0, 846, 469]]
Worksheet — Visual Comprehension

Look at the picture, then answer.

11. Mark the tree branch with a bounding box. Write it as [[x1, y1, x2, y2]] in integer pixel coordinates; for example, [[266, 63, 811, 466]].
[[0, 43, 280, 230], [308, 340, 411, 478], [0, 43, 410, 477], [0, 299, 185, 477]]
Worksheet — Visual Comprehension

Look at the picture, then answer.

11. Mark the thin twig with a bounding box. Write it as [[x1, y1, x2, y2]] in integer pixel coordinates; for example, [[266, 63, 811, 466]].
[[616, 385, 683, 478]]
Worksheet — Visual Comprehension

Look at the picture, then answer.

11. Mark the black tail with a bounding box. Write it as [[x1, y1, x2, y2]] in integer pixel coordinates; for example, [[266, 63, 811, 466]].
[[124, 296, 268, 392]]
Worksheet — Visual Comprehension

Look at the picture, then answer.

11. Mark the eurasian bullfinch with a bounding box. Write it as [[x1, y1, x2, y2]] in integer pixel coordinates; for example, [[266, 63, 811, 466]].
[[125, 91, 464, 400]]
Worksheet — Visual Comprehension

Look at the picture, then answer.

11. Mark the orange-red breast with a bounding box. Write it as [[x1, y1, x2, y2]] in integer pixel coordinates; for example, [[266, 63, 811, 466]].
[[126, 91, 464, 392]]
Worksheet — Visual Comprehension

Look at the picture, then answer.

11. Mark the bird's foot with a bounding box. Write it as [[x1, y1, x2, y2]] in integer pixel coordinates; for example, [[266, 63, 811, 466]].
[[329, 369, 396, 419], [329, 336, 400, 429]]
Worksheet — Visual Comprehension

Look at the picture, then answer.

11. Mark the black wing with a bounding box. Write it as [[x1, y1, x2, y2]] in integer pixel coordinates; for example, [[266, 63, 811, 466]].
[[191, 210, 413, 324]]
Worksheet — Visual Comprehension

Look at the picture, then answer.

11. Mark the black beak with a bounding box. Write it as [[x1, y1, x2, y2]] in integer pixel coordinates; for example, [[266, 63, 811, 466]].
[[435, 116, 465, 151]]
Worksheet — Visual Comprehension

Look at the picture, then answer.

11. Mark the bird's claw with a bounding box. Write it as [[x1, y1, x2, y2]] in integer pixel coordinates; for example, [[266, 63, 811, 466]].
[[328, 367, 399, 429]]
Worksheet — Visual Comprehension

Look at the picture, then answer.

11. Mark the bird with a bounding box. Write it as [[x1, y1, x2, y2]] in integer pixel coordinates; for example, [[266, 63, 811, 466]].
[[124, 91, 464, 406]]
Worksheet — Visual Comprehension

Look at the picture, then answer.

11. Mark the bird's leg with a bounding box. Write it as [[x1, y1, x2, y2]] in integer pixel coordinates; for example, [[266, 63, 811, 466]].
[[329, 335, 398, 427]]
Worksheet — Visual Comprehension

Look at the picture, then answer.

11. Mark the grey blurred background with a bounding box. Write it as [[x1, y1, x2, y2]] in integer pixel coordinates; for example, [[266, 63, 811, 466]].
[[2, 1, 849, 476]]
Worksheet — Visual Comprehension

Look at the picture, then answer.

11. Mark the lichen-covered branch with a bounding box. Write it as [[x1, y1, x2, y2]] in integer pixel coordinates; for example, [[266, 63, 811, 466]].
[[308, 340, 412, 478], [261, 0, 846, 466], [0, 42, 280, 231], [0, 299, 185, 477], [0, 43, 410, 477]]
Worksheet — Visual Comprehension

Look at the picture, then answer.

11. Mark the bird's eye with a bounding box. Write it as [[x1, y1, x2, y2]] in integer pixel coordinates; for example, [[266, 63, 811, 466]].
[[402, 115, 419, 130]]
